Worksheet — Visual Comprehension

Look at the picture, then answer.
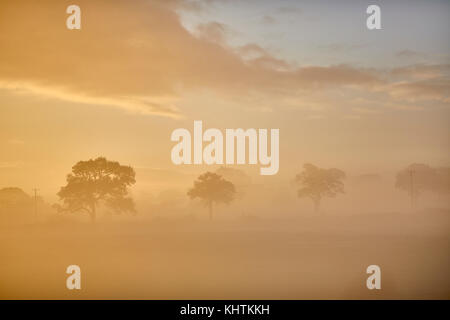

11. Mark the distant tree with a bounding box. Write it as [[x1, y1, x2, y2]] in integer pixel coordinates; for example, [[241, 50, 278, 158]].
[[294, 163, 346, 213], [0, 187, 32, 207], [396, 163, 450, 208], [57, 157, 136, 222], [187, 172, 236, 220], [0, 187, 33, 223]]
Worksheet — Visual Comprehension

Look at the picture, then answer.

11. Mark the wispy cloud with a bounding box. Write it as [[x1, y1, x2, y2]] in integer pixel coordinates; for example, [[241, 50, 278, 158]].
[[0, 161, 24, 169], [318, 43, 367, 53], [7, 139, 25, 145], [0, 0, 447, 120], [261, 15, 276, 25], [395, 49, 428, 60]]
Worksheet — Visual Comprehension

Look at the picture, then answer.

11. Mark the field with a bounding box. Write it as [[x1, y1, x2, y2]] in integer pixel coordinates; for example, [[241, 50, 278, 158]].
[[1, 210, 449, 299]]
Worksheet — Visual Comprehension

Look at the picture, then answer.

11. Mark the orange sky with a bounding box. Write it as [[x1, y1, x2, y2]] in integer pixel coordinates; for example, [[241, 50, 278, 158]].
[[0, 0, 449, 199]]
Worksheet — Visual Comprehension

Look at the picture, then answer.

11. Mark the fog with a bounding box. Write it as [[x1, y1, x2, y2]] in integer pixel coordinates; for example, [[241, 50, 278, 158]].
[[1, 165, 449, 299]]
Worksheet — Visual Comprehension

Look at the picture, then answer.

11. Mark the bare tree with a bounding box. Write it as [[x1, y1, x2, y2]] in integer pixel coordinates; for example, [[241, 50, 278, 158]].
[[187, 172, 236, 220], [294, 163, 346, 214], [57, 157, 136, 222]]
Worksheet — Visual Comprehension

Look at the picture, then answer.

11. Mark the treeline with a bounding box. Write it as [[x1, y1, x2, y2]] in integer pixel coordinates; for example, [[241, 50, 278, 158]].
[[1, 157, 449, 223]]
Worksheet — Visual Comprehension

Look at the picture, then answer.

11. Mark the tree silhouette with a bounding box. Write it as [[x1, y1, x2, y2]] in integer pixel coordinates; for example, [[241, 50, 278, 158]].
[[0, 188, 34, 223], [187, 172, 236, 220], [294, 163, 345, 213], [215, 166, 251, 200], [396, 163, 450, 208], [57, 157, 136, 222]]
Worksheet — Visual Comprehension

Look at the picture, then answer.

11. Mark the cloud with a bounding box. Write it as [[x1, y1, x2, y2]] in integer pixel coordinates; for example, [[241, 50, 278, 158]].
[[318, 43, 367, 53], [342, 114, 361, 120], [390, 64, 450, 80], [385, 103, 424, 111], [236, 43, 269, 58], [395, 49, 428, 60], [0, 0, 191, 117], [235, 43, 292, 71], [292, 65, 380, 88], [386, 65, 450, 104], [306, 114, 324, 120], [261, 15, 276, 25], [388, 80, 450, 103], [352, 107, 380, 115], [0, 161, 24, 169], [7, 139, 25, 145], [276, 6, 303, 15], [0, 0, 446, 119], [194, 21, 229, 44], [0, 80, 180, 116]]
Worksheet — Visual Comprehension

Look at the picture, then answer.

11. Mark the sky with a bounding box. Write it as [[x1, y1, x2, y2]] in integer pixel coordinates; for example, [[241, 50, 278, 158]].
[[0, 0, 449, 199], [178, 0, 450, 68]]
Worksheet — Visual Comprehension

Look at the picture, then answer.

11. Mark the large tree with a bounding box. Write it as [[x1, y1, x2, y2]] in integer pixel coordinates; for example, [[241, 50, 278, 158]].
[[187, 172, 236, 220], [294, 163, 346, 213], [57, 157, 136, 222]]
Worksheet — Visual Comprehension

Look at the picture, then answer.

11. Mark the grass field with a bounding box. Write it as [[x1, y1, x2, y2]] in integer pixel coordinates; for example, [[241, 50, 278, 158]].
[[1, 210, 449, 299]]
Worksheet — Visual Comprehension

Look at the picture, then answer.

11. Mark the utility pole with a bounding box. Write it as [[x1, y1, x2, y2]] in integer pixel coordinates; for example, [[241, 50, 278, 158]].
[[409, 170, 414, 209], [33, 188, 39, 219]]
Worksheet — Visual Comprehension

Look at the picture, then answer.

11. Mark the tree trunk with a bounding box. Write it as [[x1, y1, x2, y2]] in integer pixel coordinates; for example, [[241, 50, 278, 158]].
[[313, 197, 321, 214], [411, 192, 418, 211], [90, 203, 97, 223], [208, 201, 213, 220]]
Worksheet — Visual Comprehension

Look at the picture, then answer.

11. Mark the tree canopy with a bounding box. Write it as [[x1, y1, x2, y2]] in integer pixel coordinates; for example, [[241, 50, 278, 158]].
[[215, 166, 251, 200], [187, 171, 236, 219], [57, 157, 136, 222], [294, 163, 346, 213]]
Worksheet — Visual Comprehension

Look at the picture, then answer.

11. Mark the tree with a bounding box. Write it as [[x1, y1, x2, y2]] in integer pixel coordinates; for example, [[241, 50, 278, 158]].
[[0, 188, 34, 224], [294, 163, 346, 213], [57, 157, 136, 222], [215, 166, 251, 200], [396, 163, 450, 208], [187, 172, 236, 220]]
